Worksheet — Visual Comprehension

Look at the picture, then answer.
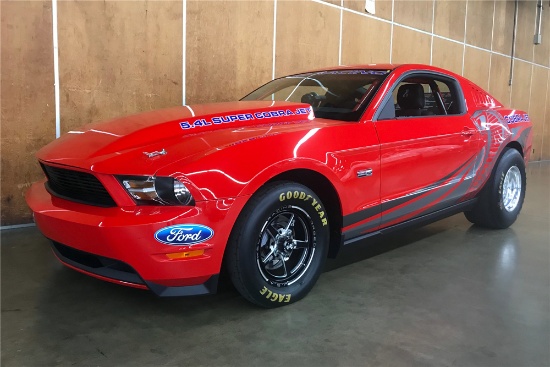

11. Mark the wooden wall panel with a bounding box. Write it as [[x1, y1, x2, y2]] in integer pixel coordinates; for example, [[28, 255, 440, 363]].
[[58, 1, 182, 133], [465, 0, 494, 50], [341, 11, 391, 65], [431, 38, 463, 76], [510, 60, 532, 112], [492, 0, 515, 55], [463, 46, 491, 90], [391, 26, 431, 65], [344, 0, 393, 21], [534, 7, 550, 67], [5, 0, 550, 225], [528, 66, 549, 161], [276, 1, 339, 77], [320, 0, 341, 6], [434, 0, 466, 42], [543, 80, 550, 160], [514, 0, 535, 62], [1, 1, 55, 225], [488, 53, 512, 106], [393, 0, 433, 33], [187, 1, 273, 103]]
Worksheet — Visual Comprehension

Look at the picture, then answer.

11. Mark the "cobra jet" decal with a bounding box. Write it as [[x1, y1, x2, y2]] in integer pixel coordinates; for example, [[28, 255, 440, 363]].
[[179, 107, 312, 130]]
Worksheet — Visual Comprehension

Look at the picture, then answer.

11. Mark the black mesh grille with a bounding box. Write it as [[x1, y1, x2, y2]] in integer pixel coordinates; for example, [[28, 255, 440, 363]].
[[41, 163, 117, 207]]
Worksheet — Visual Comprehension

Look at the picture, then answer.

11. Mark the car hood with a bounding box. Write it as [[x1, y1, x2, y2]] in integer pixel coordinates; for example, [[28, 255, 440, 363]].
[[37, 101, 316, 174]]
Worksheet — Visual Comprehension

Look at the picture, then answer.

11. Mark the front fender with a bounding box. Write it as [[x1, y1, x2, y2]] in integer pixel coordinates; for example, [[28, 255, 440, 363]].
[[237, 157, 343, 198], [157, 126, 347, 201]]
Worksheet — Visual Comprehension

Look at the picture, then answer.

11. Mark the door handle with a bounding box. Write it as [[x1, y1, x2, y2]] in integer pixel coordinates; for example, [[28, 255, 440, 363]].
[[357, 168, 373, 178], [461, 127, 476, 136]]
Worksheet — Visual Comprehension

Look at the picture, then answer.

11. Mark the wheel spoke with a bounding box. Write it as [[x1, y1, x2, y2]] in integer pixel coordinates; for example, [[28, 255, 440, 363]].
[[265, 226, 278, 241], [280, 255, 288, 277], [284, 214, 295, 231], [256, 206, 316, 286], [262, 246, 277, 264], [293, 239, 309, 249]]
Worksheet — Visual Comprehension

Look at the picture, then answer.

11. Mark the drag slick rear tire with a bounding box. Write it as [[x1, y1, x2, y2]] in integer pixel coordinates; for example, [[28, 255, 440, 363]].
[[464, 148, 526, 229], [226, 182, 329, 308]]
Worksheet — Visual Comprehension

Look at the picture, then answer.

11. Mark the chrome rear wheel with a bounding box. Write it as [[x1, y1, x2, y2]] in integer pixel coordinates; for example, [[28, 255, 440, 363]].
[[502, 166, 522, 212], [464, 148, 526, 229]]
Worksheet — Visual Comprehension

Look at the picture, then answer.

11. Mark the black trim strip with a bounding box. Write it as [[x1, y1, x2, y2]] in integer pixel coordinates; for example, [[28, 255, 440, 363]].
[[145, 275, 219, 297], [51, 241, 144, 285], [51, 240, 220, 297], [343, 220, 380, 240], [343, 199, 477, 245], [342, 206, 380, 228]]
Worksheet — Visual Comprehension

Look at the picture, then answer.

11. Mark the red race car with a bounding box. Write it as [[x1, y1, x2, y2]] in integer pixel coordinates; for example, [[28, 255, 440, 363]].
[[26, 64, 532, 307]]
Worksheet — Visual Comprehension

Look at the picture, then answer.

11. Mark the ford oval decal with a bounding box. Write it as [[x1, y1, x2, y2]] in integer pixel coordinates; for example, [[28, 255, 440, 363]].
[[154, 224, 214, 246]]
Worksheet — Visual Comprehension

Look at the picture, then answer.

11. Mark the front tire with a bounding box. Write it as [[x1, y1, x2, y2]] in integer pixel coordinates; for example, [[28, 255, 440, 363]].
[[464, 148, 526, 229], [226, 182, 329, 308]]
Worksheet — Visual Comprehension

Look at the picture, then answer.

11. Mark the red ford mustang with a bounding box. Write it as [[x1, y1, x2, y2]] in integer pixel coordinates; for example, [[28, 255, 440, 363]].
[[26, 64, 532, 307]]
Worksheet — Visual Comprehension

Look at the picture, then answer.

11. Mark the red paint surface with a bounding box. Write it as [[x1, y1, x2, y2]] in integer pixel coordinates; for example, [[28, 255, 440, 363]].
[[26, 64, 533, 291]]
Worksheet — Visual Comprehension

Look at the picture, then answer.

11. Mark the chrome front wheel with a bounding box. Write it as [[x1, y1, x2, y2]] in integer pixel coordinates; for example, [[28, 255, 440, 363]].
[[256, 206, 315, 286], [226, 182, 329, 308]]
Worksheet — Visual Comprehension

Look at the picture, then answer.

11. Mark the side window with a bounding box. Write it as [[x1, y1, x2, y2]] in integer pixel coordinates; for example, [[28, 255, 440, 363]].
[[435, 80, 462, 115], [378, 74, 464, 120]]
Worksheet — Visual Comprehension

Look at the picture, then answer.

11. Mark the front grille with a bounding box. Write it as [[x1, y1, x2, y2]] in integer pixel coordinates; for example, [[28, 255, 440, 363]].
[[41, 163, 117, 207]]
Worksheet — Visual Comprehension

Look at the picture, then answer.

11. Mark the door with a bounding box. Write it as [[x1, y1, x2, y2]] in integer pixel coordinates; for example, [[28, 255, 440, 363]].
[[374, 73, 482, 228]]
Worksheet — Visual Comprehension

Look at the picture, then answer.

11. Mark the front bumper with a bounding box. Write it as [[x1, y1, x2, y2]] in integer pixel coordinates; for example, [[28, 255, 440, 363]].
[[26, 181, 245, 296]]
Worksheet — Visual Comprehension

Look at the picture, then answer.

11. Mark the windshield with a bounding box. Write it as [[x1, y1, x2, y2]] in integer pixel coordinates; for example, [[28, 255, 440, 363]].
[[241, 70, 390, 121]]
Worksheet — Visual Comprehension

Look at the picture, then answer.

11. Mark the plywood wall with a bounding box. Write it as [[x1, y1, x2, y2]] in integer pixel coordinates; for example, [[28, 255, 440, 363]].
[[529, 66, 549, 161], [275, 1, 340, 77], [1, 0, 550, 225], [57, 1, 183, 134], [186, 1, 273, 103], [1, 1, 56, 225], [341, 10, 391, 65]]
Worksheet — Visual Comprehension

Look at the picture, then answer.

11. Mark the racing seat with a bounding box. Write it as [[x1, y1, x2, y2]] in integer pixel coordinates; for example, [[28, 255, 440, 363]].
[[301, 92, 326, 107], [396, 83, 425, 117]]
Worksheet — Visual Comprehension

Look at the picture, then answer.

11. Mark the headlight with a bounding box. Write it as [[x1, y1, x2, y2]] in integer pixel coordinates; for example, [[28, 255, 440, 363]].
[[117, 176, 194, 206]]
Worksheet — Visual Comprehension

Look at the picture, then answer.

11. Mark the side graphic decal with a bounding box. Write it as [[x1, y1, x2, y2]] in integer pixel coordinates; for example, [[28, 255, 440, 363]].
[[343, 156, 477, 240], [342, 109, 530, 243], [342, 157, 475, 229]]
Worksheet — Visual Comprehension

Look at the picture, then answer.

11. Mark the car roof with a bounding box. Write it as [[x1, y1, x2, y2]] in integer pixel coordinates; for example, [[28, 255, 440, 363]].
[[296, 64, 461, 77], [322, 64, 397, 71], [294, 64, 396, 74]]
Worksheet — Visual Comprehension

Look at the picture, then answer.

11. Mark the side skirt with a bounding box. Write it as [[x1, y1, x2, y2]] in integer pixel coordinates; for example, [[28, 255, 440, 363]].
[[343, 199, 477, 246]]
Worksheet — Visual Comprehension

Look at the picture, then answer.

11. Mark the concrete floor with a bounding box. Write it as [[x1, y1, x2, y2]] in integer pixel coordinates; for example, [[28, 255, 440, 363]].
[[2, 162, 549, 366]]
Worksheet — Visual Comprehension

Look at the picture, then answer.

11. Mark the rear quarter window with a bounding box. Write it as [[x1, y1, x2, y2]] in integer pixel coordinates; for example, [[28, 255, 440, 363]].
[[469, 83, 501, 108]]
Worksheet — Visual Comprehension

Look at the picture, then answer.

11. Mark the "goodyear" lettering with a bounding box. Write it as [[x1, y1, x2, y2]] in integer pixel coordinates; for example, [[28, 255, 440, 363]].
[[278, 191, 328, 226], [260, 286, 291, 303]]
